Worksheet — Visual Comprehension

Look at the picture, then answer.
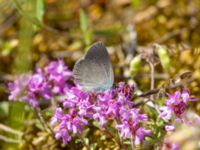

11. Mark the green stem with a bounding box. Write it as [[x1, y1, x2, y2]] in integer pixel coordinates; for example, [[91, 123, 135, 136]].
[[34, 108, 46, 131], [77, 133, 90, 150], [104, 126, 125, 149], [0, 134, 20, 143], [34, 108, 54, 135], [0, 123, 23, 136], [130, 134, 135, 150]]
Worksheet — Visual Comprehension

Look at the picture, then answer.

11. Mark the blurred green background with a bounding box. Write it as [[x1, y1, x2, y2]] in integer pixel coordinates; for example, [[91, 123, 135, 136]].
[[0, 0, 200, 149]]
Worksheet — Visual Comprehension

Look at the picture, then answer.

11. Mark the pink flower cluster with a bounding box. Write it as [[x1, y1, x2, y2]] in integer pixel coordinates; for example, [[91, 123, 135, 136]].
[[159, 89, 196, 131], [8, 60, 151, 145], [8, 60, 198, 148], [51, 82, 151, 145], [8, 60, 73, 107]]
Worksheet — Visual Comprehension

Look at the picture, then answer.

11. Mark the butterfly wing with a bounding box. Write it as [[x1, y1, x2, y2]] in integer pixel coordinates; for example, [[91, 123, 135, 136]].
[[73, 42, 114, 92]]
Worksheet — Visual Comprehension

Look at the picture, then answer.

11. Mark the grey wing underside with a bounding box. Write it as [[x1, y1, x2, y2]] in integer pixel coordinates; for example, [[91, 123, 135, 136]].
[[73, 42, 114, 92]]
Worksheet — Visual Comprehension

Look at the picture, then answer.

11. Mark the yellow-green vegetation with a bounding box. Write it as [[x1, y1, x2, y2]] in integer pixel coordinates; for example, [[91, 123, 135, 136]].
[[0, 0, 200, 149]]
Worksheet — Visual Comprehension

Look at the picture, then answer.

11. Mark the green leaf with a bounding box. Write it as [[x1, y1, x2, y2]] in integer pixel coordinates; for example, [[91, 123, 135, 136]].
[[131, 0, 142, 8], [130, 56, 142, 77], [36, 0, 44, 22], [79, 9, 93, 48], [156, 45, 171, 72], [0, 102, 9, 119], [80, 9, 88, 32]]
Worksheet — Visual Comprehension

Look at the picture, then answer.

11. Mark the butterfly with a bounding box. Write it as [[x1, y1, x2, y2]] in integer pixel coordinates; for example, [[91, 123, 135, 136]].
[[73, 42, 114, 92]]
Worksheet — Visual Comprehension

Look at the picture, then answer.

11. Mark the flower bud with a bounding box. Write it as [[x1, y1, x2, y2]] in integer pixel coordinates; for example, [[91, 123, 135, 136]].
[[130, 56, 142, 77], [156, 45, 171, 72]]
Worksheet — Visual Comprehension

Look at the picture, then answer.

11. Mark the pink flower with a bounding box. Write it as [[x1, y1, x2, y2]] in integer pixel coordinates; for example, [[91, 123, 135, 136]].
[[135, 127, 152, 145], [8, 74, 31, 100], [159, 106, 173, 122], [28, 72, 52, 100], [162, 143, 180, 150], [51, 108, 88, 144], [28, 73, 46, 92], [8, 60, 74, 107], [44, 60, 73, 94], [117, 82, 134, 100], [44, 60, 72, 82], [159, 89, 196, 122], [181, 89, 197, 103], [55, 128, 71, 144], [116, 108, 151, 145], [165, 125, 175, 131], [159, 89, 196, 131]]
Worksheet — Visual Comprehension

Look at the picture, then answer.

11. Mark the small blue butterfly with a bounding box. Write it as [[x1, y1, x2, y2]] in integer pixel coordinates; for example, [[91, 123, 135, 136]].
[[73, 42, 114, 92]]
